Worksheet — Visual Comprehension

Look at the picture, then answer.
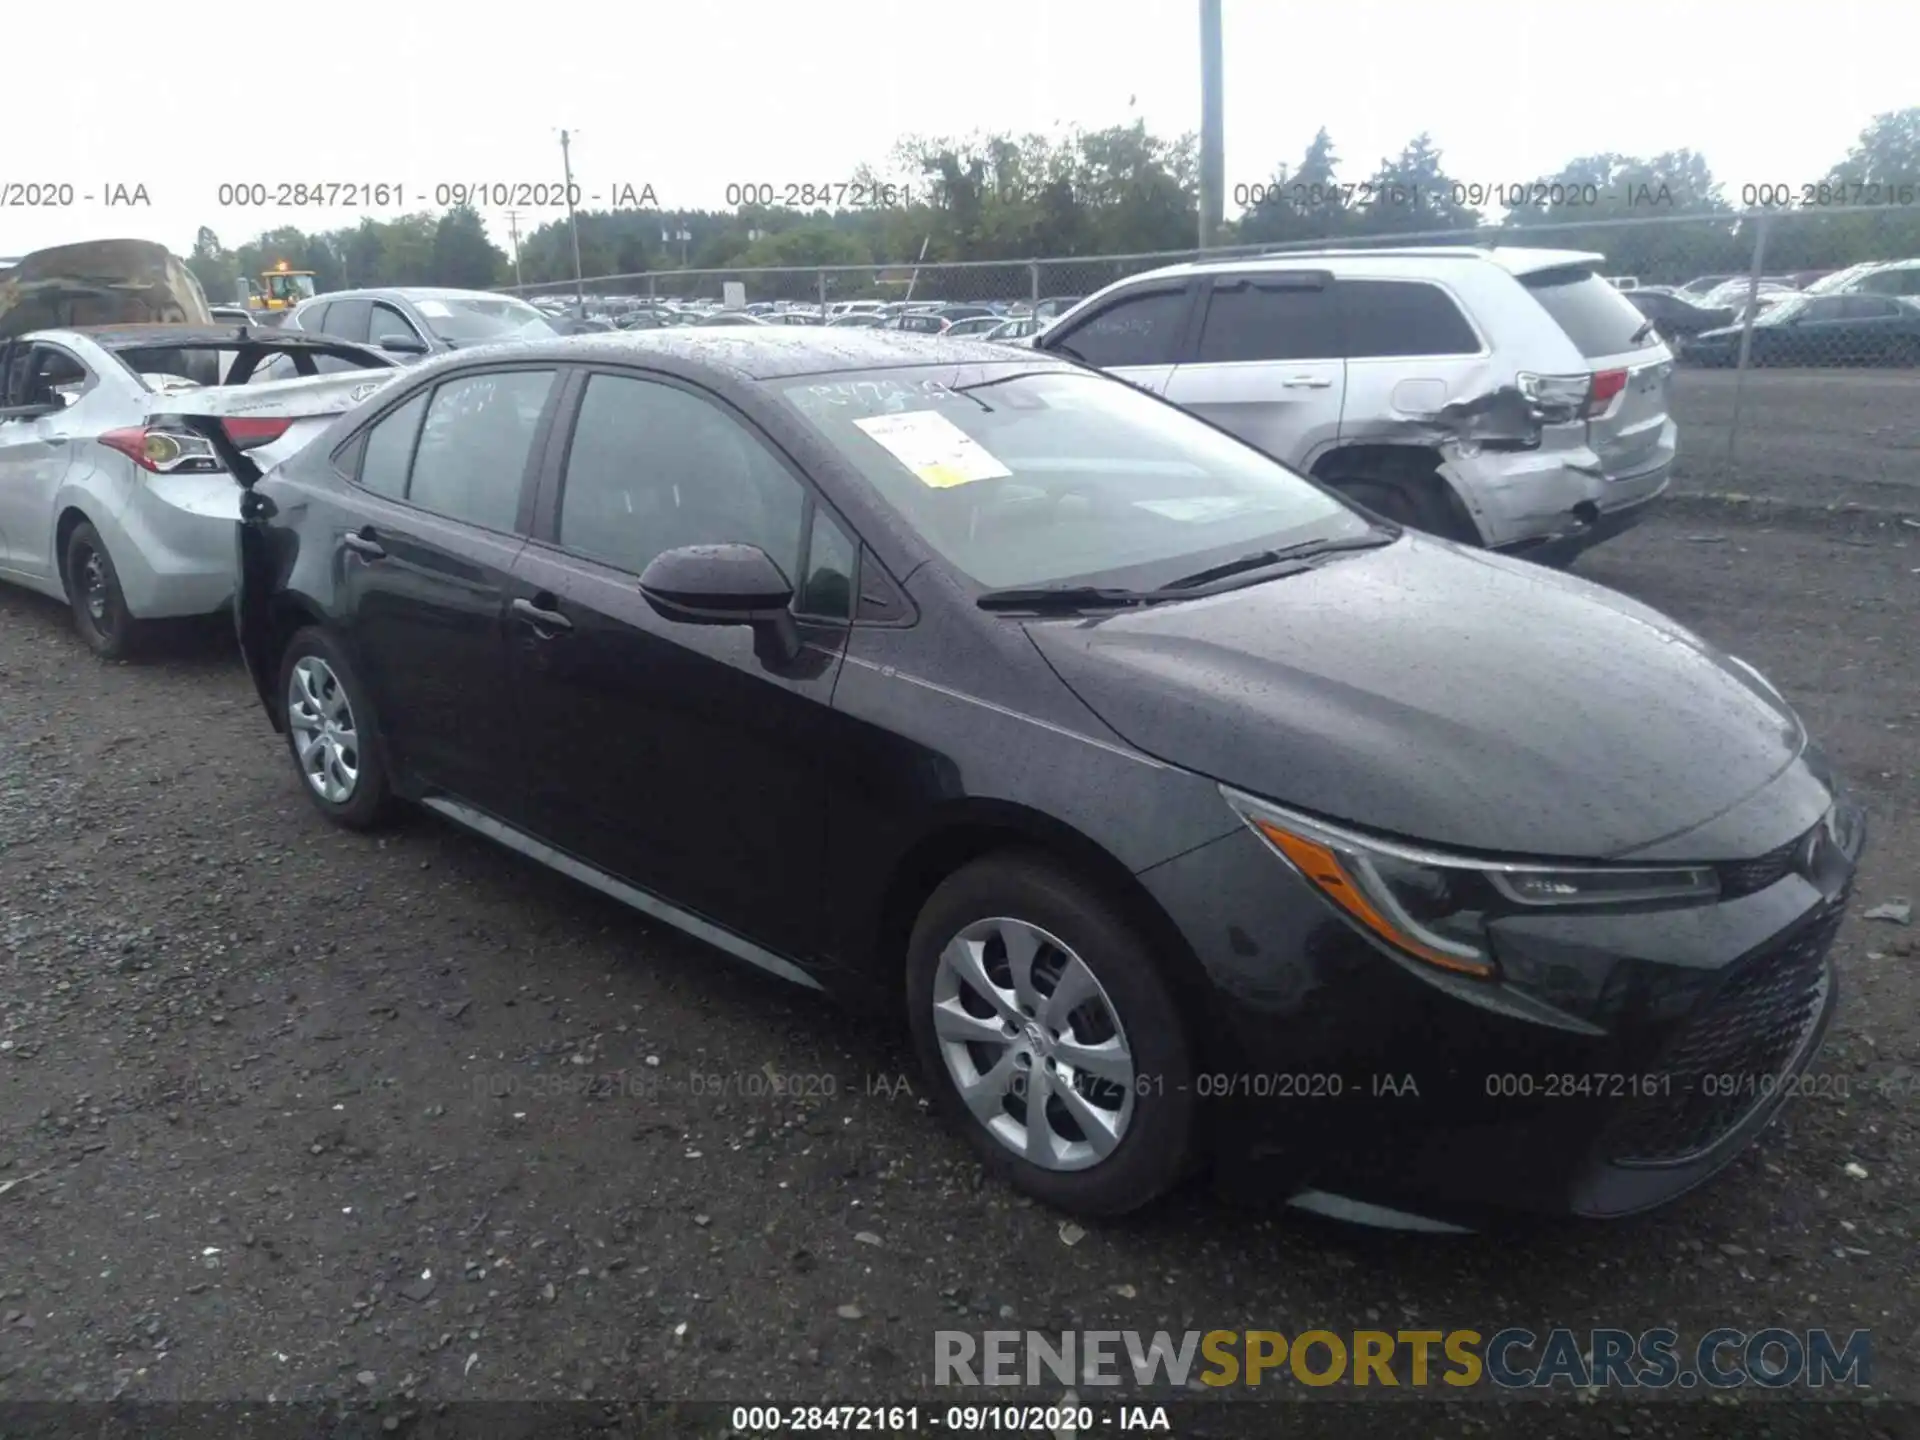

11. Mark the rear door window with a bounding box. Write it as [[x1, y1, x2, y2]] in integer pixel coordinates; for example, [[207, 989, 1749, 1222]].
[[1839, 295, 1900, 320], [1193, 278, 1340, 362], [407, 369, 555, 531], [356, 391, 427, 499], [1049, 286, 1191, 367], [297, 301, 331, 333], [1340, 280, 1481, 357], [1521, 267, 1661, 358]]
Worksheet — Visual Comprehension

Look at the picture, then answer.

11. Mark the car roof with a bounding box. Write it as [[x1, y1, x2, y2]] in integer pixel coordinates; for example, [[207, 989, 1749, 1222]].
[[1131, 245, 1608, 286], [308, 287, 532, 303], [407, 327, 1080, 381]]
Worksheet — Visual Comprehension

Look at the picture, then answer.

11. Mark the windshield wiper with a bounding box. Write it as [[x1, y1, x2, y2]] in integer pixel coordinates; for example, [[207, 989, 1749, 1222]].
[[1158, 531, 1397, 591], [976, 585, 1179, 613]]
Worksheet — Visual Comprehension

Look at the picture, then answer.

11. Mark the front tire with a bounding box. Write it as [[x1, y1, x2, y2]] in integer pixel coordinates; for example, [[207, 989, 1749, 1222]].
[[906, 853, 1195, 1217], [277, 627, 393, 830], [65, 522, 143, 659]]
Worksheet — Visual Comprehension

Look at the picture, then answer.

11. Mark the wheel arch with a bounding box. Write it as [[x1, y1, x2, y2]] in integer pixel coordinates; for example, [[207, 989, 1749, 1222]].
[[53, 505, 94, 597], [861, 800, 1215, 1044], [252, 594, 335, 729], [1311, 442, 1483, 543]]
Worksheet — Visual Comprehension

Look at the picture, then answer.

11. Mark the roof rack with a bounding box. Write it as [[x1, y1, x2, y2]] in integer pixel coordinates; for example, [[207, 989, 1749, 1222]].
[[1187, 244, 1497, 267]]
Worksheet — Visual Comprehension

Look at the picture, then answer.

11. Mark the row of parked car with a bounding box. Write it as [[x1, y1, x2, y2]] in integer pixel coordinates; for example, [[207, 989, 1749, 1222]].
[[0, 234, 1864, 1228], [1623, 258, 1920, 366], [4, 239, 1685, 651], [523, 293, 1082, 343]]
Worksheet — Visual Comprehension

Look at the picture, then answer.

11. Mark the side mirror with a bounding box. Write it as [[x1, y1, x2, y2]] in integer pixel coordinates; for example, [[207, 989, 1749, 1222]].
[[378, 332, 429, 355], [638, 543, 800, 661], [0, 401, 62, 421]]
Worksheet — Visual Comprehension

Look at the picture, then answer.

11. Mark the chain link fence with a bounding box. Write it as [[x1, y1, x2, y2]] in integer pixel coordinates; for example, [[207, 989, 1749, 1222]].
[[505, 206, 1920, 514]]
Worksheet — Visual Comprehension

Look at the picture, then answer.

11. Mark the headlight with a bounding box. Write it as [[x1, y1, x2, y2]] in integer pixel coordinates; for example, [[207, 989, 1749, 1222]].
[[1222, 788, 1720, 979]]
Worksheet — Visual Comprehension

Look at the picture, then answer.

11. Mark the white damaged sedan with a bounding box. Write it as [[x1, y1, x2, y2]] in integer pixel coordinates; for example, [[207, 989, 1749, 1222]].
[[0, 324, 397, 656]]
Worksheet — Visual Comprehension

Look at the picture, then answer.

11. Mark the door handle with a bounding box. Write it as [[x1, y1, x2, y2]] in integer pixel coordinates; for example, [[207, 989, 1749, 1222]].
[[341, 527, 385, 559], [1281, 375, 1333, 389], [511, 595, 573, 635]]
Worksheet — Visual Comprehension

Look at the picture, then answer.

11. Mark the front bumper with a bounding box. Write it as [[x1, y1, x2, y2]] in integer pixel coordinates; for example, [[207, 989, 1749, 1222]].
[[1136, 784, 1862, 1229]]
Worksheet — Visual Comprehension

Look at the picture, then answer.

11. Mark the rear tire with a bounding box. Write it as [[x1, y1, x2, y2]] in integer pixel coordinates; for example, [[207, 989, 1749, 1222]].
[[906, 852, 1196, 1217], [1321, 452, 1479, 543], [64, 522, 143, 660], [277, 627, 394, 830]]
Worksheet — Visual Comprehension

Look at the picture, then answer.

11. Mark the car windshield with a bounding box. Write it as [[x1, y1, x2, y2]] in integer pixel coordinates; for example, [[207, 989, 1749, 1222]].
[[778, 364, 1368, 590], [411, 297, 558, 342]]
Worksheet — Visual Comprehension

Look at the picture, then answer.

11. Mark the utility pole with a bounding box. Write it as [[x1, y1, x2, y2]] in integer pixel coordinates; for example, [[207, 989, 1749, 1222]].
[[558, 128, 586, 316], [504, 209, 525, 290], [1198, 0, 1224, 250]]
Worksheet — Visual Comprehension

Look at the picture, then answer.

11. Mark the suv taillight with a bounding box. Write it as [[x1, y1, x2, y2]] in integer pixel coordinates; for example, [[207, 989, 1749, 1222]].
[[1587, 368, 1629, 414], [1518, 369, 1629, 423], [98, 427, 224, 474]]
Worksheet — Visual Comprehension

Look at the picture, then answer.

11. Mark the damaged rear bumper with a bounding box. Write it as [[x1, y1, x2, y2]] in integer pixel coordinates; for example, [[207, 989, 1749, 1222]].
[[1447, 436, 1674, 559], [1494, 466, 1672, 566]]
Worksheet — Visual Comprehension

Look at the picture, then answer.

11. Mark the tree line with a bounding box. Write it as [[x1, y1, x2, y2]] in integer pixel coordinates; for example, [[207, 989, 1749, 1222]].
[[183, 108, 1920, 302]]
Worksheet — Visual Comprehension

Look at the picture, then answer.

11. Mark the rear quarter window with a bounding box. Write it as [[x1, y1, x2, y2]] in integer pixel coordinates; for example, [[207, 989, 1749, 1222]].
[[1339, 279, 1481, 358], [1521, 266, 1661, 359]]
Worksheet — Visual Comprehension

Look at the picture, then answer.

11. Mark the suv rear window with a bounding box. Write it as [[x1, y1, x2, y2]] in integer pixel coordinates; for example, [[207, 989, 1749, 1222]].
[[1521, 266, 1659, 359]]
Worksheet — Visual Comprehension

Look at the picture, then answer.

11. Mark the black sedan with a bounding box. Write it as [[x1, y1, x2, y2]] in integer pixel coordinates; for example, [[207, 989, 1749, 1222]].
[[1683, 293, 1920, 366], [1624, 287, 1732, 341], [171, 330, 1864, 1227]]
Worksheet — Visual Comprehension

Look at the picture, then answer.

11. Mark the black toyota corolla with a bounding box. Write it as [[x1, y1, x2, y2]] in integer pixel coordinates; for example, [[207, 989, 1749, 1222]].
[[166, 330, 1864, 1229]]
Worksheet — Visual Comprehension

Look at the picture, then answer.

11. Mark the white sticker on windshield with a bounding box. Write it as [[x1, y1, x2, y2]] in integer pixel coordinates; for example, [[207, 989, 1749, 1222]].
[[1132, 496, 1253, 523], [852, 409, 1012, 489], [414, 300, 453, 317]]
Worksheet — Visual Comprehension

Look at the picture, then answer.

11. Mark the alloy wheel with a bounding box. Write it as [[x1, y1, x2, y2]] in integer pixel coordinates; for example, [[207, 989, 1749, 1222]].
[[929, 916, 1137, 1171], [288, 656, 361, 804]]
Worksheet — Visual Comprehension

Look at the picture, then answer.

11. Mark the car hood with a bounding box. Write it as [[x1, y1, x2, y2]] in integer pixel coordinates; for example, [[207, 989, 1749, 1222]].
[[1025, 534, 1807, 860], [0, 239, 212, 339]]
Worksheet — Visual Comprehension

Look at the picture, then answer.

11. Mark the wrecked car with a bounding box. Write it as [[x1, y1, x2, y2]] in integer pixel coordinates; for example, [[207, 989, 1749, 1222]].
[[1034, 248, 1676, 563], [0, 324, 397, 656], [0, 238, 214, 338]]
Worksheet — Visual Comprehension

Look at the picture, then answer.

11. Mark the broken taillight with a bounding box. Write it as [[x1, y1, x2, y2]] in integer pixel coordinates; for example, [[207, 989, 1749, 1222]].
[[98, 426, 224, 474], [1586, 368, 1629, 414], [1517, 369, 1630, 423]]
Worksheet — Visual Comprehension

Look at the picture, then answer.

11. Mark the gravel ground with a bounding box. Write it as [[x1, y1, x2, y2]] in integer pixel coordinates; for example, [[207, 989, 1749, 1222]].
[[0, 506, 1916, 1437], [1670, 368, 1920, 512]]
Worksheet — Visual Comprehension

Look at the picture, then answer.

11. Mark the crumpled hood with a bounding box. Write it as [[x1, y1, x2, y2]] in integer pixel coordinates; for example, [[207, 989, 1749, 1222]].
[[0, 239, 212, 339], [1026, 535, 1808, 859]]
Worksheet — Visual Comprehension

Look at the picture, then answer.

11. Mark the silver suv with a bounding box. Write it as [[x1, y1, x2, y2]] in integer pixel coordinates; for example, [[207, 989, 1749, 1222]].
[[1034, 247, 1677, 559]]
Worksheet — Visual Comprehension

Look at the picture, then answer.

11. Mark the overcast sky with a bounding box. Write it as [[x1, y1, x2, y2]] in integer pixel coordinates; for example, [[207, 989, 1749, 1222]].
[[4, 0, 1908, 260]]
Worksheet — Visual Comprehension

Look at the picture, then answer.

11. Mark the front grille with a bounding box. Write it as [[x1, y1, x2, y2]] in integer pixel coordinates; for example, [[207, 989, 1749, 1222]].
[[1716, 828, 1811, 898], [1603, 904, 1841, 1165]]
